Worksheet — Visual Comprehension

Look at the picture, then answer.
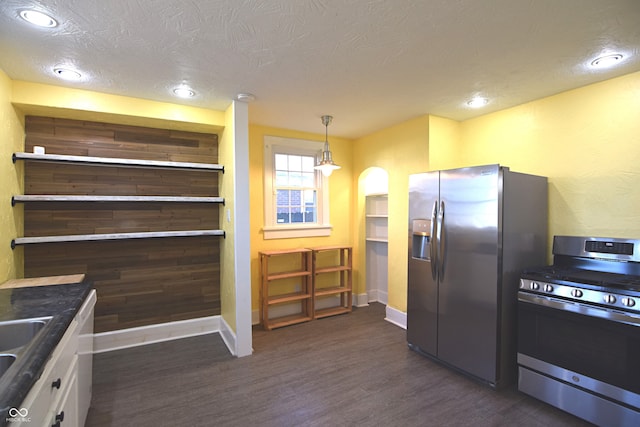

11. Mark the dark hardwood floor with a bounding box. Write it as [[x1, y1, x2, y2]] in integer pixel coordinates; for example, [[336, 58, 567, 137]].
[[86, 303, 591, 426]]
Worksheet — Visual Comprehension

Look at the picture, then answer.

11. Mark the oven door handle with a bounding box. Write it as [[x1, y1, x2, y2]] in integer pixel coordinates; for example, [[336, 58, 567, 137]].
[[519, 292, 640, 327]]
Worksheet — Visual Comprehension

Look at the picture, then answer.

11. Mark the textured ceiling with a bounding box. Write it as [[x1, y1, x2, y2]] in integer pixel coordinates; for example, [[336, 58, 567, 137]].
[[0, 0, 639, 138]]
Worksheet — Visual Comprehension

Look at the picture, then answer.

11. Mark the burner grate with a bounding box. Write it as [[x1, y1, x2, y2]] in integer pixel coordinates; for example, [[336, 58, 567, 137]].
[[522, 266, 640, 292]]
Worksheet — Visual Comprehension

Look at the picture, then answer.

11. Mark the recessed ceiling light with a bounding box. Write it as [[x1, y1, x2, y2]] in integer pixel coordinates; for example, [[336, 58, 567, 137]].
[[53, 67, 82, 81], [173, 87, 195, 98], [19, 10, 58, 28], [467, 97, 489, 108], [236, 93, 256, 102], [590, 53, 624, 69]]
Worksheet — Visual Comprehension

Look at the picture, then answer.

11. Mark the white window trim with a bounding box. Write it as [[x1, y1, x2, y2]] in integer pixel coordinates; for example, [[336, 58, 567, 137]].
[[263, 135, 332, 239]]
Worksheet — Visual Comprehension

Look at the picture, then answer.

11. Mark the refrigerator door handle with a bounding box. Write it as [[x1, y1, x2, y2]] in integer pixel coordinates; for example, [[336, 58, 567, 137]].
[[430, 201, 438, 279], [438, 201, 446, 278]]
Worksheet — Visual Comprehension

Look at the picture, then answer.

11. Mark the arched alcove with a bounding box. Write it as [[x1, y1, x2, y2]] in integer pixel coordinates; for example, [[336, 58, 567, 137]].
[[362, 167, 389, 196]]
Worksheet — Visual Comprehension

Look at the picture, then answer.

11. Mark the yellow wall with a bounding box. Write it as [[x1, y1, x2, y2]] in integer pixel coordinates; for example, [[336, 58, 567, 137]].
[[453, 71, 640, 241], [352, 115, 430, 312], [219, 104, 237, 331], [248, 124, 353, 314], [11, 81, 224, 133], [0, 70, 25, 282], [427, 115, 462, 171]]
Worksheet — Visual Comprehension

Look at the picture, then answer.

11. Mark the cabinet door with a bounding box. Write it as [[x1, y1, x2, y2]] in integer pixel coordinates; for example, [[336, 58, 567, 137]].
[[12, 320, 79, 426], [10, 376, 51, 426], [76, 290, 95, 426], [48, 371, 78, 427]]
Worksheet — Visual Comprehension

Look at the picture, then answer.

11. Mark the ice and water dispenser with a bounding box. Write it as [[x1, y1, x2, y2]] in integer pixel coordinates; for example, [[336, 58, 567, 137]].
[[411, 219, 431, 260]]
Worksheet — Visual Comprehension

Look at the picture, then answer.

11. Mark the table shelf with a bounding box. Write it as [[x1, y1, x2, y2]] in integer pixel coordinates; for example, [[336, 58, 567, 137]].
[[260, 249, 313, 330], [268, 291, 314, 305], [314, 286, 351, 297], [311, 246, 353, 319], [260, 246, 353, 330], [314, 306, 351, 319], [264, 313, 314, 330]]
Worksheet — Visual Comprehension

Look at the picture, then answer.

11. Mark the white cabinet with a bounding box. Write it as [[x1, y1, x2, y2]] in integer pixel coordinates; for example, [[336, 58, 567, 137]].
[[76, 290, 96, 426], [50, 359, 79, 427], [14, 289, 96, 427], [16, 320, 78, 426]]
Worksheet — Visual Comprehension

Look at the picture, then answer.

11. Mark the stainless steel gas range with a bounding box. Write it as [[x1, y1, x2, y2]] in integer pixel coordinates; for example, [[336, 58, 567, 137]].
[[518, 236, 640, 427]]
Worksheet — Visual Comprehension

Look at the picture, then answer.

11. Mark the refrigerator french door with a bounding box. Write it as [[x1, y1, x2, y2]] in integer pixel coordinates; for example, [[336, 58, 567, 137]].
[[407, 164, 547, 389]]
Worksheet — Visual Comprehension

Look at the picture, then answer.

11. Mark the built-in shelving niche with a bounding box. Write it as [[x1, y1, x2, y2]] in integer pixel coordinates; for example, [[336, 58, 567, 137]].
[[365, 194, 388, 305], [14, 116, 224, 333]]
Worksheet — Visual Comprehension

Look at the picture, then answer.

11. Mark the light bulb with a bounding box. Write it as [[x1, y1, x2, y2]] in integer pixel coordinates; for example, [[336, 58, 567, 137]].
[[173, 87, 195, 98], [467, 97, 488, 108], [53, 67, 82, 81], [20, 10, 58, 27], [590, 54, 624, 69]]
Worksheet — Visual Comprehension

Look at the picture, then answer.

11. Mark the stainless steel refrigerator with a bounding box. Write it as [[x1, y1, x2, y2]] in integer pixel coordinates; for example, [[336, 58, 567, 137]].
[[407, 164, 547, 389]]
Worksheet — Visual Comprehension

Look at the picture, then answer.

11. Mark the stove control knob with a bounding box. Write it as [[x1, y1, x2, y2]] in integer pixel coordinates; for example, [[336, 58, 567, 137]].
[[519, 280, 525, 289], [622, 298, 636, 307], [530, 282, 540, 291], [543, 284, 554, 293], [604, 294, 617, 304], [571, 289, 583, 298]]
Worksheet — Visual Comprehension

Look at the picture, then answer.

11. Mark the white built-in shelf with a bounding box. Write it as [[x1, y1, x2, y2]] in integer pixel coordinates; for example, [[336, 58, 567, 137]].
[[12, 195, 224, 205], [366, 237, 388, 243], [365, 194, 388, 244], [11, 229, 225, 249], [13, 152, 224, 172]]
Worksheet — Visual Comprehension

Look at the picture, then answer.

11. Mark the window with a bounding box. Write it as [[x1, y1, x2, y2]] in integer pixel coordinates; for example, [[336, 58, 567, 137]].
[[274, 153, 317, 224], [263, 136, 331, 239]]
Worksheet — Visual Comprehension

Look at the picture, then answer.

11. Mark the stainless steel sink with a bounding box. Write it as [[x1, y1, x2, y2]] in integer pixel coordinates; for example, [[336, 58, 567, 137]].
[[0, 317, 52, 353], [0, 353, 16, 378]]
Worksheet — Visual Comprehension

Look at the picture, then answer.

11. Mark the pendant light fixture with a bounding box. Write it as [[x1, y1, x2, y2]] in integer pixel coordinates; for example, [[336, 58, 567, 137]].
[[315, 115, 341, 177]]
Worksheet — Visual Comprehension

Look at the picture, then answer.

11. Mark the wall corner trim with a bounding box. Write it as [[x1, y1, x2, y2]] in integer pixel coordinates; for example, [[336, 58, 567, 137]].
[[220, 315, 243, 357]]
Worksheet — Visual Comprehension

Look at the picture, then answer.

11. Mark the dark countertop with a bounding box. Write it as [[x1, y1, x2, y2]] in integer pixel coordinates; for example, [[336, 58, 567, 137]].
[[0, 281, 92, 425]]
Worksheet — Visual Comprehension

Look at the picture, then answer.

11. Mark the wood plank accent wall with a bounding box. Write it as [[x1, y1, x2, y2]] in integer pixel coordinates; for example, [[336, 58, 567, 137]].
[[22, 117, 221, 332]]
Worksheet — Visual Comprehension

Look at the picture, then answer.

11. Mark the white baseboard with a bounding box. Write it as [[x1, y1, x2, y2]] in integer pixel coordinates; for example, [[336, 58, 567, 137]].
[[94, 316, 223, 354], [353, 292, 370, 307], [368, 289, 388, 305], [385, 305, 407, 329]]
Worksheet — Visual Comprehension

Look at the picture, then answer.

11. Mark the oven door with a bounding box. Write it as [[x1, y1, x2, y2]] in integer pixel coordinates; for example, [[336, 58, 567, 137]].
[[518, 292, 640, 409]]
